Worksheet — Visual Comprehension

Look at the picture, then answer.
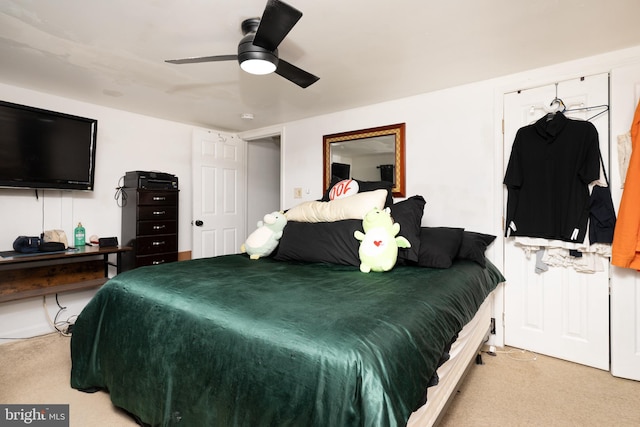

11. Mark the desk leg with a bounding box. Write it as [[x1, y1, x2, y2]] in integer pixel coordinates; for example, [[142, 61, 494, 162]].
[[102, 250, 125, 278]]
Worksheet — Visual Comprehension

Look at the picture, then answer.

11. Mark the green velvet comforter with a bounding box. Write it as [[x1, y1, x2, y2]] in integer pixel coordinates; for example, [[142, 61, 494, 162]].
[[70, 255, 504, 427]]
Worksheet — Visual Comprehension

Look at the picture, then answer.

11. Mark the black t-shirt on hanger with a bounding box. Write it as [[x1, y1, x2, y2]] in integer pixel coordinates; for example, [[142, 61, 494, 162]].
[[504, 112, 600, 243]]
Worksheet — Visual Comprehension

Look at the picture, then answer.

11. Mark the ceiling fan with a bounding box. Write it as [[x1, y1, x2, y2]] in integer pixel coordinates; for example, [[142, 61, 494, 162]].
[[165, 0, 319, 88]]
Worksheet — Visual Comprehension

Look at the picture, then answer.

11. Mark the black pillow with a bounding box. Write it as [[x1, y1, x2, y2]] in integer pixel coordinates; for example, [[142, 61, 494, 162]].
[[273, 220, 362, 266], [322, 178, 394, 207], [456, 231, 496, 267], [391, 195, 426, 264], [417, 227, 465, 269]]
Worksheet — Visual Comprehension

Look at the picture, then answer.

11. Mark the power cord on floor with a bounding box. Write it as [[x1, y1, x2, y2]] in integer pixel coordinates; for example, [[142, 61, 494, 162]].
[[482, 345, 538, 361], [43, 295, 77, 337], [0, 296, 77, 340]]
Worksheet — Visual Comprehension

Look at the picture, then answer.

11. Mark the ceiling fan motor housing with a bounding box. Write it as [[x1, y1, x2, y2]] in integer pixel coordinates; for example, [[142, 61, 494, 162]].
[[237, 33, 279, 68], [238, 17, 278, 71]]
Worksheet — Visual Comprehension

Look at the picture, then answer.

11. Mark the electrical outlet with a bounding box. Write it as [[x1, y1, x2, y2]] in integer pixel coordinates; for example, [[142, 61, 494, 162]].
[[293, 187, 302, 198]]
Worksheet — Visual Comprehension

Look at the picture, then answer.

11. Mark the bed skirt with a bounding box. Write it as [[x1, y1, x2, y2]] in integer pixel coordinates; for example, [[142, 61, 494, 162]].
[[408, 287, 497, 426]]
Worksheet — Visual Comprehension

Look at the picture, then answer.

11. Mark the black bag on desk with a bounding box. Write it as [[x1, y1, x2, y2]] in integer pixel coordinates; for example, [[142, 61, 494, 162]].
[[12, 236, 42, 253], [39, 241, 66, 252]]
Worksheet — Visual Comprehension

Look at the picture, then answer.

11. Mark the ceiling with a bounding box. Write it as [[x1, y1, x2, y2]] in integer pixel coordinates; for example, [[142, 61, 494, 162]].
[[1, 1, 640, 132]]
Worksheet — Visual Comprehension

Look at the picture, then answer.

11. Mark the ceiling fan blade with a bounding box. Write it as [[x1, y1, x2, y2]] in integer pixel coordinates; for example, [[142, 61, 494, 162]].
[[275, 58, 319, 88], [253, 0, 302, 51], [165, 55, 237, 65]]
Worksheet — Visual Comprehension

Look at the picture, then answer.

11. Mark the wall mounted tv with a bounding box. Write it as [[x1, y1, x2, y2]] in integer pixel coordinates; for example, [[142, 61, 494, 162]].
[[0, 100, 98, 191]]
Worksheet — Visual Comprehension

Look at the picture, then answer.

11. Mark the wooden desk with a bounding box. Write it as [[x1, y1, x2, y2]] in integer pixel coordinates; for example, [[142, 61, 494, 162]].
[[0, 245, 131, 303]]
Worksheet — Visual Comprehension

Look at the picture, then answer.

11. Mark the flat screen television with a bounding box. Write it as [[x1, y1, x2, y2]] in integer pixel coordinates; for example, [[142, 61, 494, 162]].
[[0, 100, 98, 191]]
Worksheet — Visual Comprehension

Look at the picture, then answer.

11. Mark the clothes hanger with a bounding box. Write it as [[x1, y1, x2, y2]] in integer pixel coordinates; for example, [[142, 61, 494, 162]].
[[563, 103, 609, 121], [527, 81, 609, 122], [548, 81, 609, 121], [542, 83, 566, 120]]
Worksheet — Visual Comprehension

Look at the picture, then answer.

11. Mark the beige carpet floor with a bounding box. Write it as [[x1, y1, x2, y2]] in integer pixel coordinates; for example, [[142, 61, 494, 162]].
[[1, 333, 639, 426]]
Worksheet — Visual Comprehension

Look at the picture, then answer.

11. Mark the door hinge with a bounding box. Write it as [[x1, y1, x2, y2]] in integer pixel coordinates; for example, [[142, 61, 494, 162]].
[[490, 317, 496, 335]]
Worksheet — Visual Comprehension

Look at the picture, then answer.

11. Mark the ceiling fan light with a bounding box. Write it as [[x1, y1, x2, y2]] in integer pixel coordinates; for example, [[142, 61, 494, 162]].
[[240, 58, 277, 75]]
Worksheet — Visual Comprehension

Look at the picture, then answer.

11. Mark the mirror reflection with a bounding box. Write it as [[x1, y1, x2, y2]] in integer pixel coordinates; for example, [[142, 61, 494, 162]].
[[323, 123, 405, 197], [329, 136, 395, 182]]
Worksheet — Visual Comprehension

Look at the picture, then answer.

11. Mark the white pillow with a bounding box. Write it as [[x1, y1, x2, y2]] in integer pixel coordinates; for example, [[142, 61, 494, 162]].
[[285, 189, 387, 223]]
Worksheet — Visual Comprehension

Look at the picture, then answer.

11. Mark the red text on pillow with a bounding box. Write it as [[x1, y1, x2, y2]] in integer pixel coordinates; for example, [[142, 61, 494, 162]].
[[329, 179, 360, 200]]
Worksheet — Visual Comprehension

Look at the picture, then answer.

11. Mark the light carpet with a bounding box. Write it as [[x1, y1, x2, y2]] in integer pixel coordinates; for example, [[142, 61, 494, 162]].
[[1, 333, 639, 426]]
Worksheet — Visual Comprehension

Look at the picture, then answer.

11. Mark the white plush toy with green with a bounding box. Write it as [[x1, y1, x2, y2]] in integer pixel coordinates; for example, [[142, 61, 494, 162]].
[[241, 211, 287, 260], [354, 207, 411, 273]]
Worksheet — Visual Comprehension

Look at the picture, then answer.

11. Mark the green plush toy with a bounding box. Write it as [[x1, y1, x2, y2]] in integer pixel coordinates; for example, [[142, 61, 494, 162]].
[[241, 211, 287, 260], [354, 207, 411, 273]]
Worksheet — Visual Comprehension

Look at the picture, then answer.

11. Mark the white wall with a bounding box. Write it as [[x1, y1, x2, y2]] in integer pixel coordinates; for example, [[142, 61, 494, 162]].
[[277, 76, 498, 242], [0, 83, 219, 340]]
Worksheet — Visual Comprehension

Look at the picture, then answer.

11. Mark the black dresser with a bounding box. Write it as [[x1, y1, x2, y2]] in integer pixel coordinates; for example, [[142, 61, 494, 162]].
[[121, 171, 179, 271]]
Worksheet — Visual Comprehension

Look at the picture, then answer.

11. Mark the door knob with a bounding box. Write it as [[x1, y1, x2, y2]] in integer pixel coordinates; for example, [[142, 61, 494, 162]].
[[194, 220, 204, 227]]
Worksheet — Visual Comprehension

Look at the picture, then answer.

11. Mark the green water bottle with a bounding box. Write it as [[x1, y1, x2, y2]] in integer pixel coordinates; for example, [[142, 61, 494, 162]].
[[74, 222, 85, 247]]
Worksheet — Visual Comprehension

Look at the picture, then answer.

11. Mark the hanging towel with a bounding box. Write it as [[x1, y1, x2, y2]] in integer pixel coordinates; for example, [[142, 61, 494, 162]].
[[617, 132, 632, 188]]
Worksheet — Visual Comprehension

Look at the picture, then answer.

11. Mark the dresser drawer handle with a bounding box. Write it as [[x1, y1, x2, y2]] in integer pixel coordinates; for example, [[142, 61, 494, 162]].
[[153, 225, 166, 230], [152, 241, 166, 246], [153, 196, 166, 201], [152, 260, 166, 265], [152, 210, 166, 216]]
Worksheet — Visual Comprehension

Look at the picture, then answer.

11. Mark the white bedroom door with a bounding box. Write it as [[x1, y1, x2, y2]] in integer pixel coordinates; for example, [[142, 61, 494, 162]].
[[502, 73, 610, 370], [192, 129, 246, 259]]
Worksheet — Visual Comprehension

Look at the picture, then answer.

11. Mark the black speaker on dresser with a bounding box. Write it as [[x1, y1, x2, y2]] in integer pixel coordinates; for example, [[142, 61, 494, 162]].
[[121, 171, 179, 271]]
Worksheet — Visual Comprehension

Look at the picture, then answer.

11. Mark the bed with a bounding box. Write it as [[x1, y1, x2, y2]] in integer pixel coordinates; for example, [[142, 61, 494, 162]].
[[70, 188, 504, 426], [70, 254, 502, 426]]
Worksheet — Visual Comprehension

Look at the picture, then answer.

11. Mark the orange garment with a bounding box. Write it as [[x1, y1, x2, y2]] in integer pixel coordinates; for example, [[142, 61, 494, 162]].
[[612, 100, 640, 268]]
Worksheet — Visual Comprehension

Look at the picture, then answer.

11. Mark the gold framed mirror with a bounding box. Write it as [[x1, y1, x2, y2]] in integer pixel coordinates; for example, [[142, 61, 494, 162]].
[[323, 123, 406, 197]]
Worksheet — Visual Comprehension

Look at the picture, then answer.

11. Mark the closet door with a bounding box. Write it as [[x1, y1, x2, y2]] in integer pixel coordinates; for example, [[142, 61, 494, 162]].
[[502, 73, 610, 370], [609, 63, 640, 381]]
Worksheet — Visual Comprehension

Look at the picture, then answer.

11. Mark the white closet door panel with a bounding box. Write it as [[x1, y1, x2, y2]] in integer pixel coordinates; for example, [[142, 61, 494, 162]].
[[611, 271, 640, 380], [610, 64, 640, 380], [503, 73, 610, 369], [504, 247, 609, 368]]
